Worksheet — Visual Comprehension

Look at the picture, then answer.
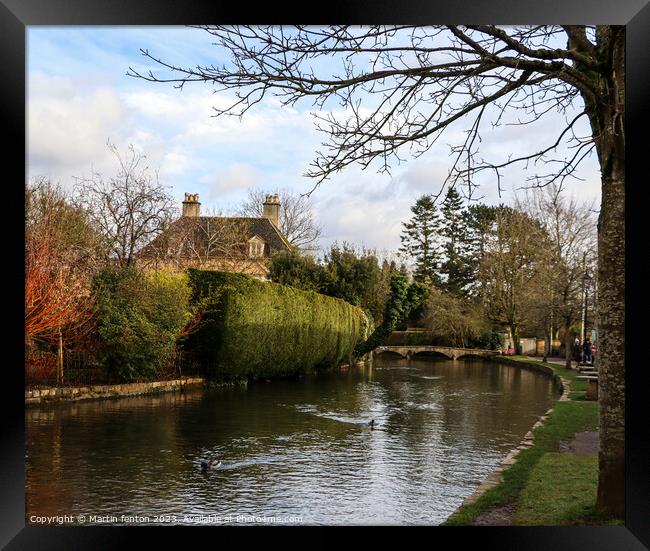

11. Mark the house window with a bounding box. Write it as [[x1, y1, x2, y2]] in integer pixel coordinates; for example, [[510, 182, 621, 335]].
[[249, 240, 265, 258]]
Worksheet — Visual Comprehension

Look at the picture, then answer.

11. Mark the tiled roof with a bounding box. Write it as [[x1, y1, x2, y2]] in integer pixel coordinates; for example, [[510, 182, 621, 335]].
[[138, 215, 291, 259]]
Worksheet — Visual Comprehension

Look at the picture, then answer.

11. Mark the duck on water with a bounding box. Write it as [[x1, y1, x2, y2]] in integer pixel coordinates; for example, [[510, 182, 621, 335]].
[[201, 459, 221, 472], [201, 420, 376, 472]]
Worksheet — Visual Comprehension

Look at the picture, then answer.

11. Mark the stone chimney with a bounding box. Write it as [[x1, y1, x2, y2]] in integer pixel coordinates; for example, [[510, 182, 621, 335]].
[[182, 193, 201, 217], [262, 193, 280, 228]]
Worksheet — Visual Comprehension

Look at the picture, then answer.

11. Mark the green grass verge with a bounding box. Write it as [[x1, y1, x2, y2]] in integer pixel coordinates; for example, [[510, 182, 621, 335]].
[[444, 355, 613, 526], [514, 453, 621, 525]]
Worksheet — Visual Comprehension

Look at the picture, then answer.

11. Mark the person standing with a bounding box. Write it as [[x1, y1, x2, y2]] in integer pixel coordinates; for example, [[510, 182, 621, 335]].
[[572, 336, 581, 362], [582, 336, 593, 365]]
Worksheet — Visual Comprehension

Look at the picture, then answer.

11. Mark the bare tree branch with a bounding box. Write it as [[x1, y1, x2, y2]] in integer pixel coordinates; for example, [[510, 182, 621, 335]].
[[72, 141, 175, 267], [128, 25, 602, 195]]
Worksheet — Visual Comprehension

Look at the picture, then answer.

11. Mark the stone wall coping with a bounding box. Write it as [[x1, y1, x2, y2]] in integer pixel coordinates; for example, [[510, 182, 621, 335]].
[[25, 377, 205, 406]]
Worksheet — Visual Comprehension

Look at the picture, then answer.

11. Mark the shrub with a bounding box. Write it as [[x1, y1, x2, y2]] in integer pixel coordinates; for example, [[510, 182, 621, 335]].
[[92, 267, 192, 382], [268, 250, 327, 292], [421, 286, 486, 347], [471, 330, 505, 350], [185, 270, 369, 381]]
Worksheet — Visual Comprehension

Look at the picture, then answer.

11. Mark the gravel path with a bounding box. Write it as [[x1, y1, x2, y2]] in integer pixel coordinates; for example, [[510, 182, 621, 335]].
[[559, 431, 599, 455], [470, 501, 517, 526]]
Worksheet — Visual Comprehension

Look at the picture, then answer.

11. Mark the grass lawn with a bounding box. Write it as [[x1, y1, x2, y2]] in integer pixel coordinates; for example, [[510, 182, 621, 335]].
[[444, 356, 623, 526], [514, 452, 620, 525]]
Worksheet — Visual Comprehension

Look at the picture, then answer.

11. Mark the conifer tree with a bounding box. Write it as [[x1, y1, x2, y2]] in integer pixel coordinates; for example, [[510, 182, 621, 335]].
[[399, 195, 441, 285], [463, 203, 513, 297], [440, 187, 472, 295]]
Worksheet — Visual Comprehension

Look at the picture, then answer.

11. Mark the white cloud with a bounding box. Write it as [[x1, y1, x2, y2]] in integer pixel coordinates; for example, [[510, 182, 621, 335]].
[[28, 73, 128, 186], [318, 193, 407, 251], [207, 163, 261, 196]]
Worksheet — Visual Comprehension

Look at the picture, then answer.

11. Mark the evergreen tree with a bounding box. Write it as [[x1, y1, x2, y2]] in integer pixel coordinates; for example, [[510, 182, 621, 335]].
[[354, 275, 429, 357], [463, 203, 513, 296], [322, 243, 382, 320], [440, 187, 472, 295], [399, 195, 441, 285]]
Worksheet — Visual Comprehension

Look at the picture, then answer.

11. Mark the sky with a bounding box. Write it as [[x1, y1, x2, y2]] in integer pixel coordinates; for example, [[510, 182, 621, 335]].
[[27, 26, 602, 254]]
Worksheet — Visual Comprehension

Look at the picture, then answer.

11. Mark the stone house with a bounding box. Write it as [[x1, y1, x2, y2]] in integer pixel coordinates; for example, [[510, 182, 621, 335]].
[[137, 193, 292, 279]]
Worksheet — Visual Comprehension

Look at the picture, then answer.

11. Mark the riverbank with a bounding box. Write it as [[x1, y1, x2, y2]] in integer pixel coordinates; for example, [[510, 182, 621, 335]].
[[25, 377, 205, 406], [24, 360, 363, 406], [445, 356, 622, 526]]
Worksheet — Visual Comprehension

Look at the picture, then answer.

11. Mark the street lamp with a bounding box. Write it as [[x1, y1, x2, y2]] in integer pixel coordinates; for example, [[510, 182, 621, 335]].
[[581, 261, 593, 346]]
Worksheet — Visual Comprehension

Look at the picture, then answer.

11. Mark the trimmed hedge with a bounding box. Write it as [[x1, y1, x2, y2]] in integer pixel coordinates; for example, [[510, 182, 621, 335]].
[[184, 270, 369, 381]]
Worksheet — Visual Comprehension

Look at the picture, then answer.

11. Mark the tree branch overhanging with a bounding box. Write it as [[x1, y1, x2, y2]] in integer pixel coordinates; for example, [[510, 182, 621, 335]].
[[127, 25, 602, 195]]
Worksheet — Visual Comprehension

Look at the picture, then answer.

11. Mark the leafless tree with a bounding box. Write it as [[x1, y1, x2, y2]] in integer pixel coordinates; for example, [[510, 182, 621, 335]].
[[517, 185, 597, 368], [422, 285, 485, 348], [129, 25, 625, 516], [237, 187, 322, 251], [27, 177, 107, 274], [478, 208, 552, 351], [73, 142, 176, 268]]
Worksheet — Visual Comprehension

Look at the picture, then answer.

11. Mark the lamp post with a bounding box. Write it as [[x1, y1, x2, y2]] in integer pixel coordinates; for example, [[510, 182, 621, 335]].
[[580, 253, 593, 366], [580, 252, 589, 345]]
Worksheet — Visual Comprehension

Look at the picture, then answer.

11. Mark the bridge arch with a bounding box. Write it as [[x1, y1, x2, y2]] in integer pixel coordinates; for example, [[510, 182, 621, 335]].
[[374, 345, 499, 361], [411, 350, 454, 360], [374, 349, 408, 359], [456, 352, 489, 360]]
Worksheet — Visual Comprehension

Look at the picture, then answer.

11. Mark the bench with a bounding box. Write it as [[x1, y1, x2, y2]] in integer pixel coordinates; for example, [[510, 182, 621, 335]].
[[576, 375, 599, 401]]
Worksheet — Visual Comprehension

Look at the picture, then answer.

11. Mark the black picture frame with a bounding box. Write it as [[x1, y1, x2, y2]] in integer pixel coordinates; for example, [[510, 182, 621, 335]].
[[2, 1, 649, 548]]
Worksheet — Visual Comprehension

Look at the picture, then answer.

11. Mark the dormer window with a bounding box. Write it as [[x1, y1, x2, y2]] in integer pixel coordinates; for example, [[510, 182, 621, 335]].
[[248, 236, 266, 258]]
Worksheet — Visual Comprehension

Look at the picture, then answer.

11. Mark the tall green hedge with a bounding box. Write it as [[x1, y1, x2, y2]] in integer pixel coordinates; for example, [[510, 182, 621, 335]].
[[184, 270, 369, 381]]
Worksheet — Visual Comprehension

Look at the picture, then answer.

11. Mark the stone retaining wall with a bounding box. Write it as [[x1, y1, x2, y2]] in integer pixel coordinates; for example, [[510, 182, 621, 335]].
[[25, 377, 205, 406]]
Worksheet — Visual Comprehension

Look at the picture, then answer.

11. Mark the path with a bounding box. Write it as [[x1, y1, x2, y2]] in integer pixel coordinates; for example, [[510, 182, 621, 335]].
[[559, 431, 599, 455]]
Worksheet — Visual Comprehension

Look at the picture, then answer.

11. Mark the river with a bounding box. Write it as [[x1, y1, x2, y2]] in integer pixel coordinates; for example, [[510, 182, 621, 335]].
[[26, 356, 557, 525]]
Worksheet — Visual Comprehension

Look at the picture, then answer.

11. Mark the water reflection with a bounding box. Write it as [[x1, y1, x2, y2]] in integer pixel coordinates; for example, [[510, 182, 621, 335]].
[[26, 357, 556, 525]]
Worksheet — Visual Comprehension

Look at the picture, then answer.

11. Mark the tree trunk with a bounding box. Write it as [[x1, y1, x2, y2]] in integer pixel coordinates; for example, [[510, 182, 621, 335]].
[[57, 328, 63, 386], [564, 324, 572, 369], [595, 166, 625, 516], [596, 168, 625, 516], [509, 324, 520, 354], [588, 27, 626, 518]]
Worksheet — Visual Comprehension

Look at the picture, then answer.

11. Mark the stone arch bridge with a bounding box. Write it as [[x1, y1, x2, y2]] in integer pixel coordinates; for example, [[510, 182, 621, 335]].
[[374, 345, 500, 361]]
